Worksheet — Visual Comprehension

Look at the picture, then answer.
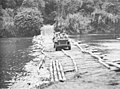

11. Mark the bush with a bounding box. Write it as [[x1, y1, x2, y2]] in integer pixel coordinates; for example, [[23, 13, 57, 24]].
[[14, 8, 43, 37]]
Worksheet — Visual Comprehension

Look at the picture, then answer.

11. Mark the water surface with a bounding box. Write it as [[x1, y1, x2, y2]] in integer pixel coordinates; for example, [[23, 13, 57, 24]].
[[70, 34, 120, 62], [0, 37, 33, 88]]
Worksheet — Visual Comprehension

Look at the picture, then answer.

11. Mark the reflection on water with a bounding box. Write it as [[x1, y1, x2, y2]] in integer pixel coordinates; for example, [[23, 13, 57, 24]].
[[0, 37, 32, 88]]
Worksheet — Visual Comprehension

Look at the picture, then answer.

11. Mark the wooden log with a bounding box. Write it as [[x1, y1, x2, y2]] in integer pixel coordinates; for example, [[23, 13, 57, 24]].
[[64, 68, 75, 72], [109, 66, 119, 71], [55, 60, 63, 81], [72, 42, 90, 54], [74, 43, 115, 70], [90, 52, 100, 59], [88, 51, 119, 70], [98, 59, 111, 69], [75, 43, 83, 51], [106, 62, 120, 69], [41, 50, 52, 59], [38, 57, 45, 69], [62, 49, 77, 72], [112, 60, 120, 63], [50, 60, 54, 82], [88, 51, 113, 69], [52, 60, 59, 82], [73, 42, 120, 71], [58, 61, 66, 81]]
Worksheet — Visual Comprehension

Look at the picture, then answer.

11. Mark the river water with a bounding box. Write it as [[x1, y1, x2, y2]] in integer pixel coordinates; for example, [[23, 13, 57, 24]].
[[0, 37, 33, 88], [70, 34, 120, 62], [0, 34, 120, 88]]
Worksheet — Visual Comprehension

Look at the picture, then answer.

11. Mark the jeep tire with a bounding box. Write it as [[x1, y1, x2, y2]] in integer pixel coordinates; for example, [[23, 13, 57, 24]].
[[55, 47, 58, 51], [68, 46, 71, 50]]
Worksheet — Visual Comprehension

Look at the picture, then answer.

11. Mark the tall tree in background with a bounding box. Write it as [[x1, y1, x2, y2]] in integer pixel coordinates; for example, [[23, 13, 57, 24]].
[[1, 0, 16, 9], [1, 0, 120, 37], [14, 0, 43, 37], [0, 5, 3, 31], [90, 0, 120, 33], [55, 0, 120, 34], [0, 7, 16, 37]]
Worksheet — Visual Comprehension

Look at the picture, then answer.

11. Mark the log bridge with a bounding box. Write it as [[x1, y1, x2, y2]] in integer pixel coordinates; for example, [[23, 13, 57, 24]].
[[37, 39, 120, 83], [50, 60, 66, 82], [40, 49, 77, 82], [73, 41, 120, 71]]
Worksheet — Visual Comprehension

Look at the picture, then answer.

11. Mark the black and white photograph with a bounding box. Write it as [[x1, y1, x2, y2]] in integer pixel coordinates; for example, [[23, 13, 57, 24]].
[[1, 0, 120, 89]]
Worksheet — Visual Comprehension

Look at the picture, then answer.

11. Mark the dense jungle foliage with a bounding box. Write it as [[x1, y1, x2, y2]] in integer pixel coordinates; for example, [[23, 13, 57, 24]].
[[0, 0, 120, 37]]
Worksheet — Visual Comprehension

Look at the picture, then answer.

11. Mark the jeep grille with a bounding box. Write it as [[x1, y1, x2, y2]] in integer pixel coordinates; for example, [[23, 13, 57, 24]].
[[59, 40, 67, 44]]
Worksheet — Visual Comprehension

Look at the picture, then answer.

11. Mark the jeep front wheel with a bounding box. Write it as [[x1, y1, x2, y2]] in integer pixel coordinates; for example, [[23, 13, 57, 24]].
[[55, 47, 59, 51], [68, 46, 71, 50]]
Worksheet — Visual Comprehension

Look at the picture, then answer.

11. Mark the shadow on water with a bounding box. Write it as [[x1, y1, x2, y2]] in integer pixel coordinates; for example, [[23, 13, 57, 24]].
[[0, 37, 33, 88]]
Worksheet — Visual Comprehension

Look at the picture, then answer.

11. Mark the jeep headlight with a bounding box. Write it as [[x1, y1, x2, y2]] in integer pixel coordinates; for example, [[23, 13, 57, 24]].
[[67, 41, 70, 44]]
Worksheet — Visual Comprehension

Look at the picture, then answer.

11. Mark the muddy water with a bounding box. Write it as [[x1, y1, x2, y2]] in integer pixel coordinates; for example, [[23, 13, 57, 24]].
[[0, 34, 120, 88]]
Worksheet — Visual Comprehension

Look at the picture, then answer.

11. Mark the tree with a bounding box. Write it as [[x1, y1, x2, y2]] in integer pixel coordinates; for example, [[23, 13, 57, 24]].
[[0, 5, 3, 31], [22, 0, 37, 8], [1, 0, 16, 9], [14, 8, 43, 37], [90, 0, 120, 33], [14, 0, 24, 7], [0, 7, 16, 37], [64, 13, 91, 34]]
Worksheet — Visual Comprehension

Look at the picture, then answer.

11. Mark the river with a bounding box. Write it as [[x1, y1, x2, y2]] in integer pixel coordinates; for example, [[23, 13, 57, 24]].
[[70, 34, 120, 62], [0, 34, 120, 88], [0, 37, 33, 88]]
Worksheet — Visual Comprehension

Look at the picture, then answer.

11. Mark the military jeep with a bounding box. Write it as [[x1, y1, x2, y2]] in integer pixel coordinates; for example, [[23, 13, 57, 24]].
[[53, 32, 71, 51]]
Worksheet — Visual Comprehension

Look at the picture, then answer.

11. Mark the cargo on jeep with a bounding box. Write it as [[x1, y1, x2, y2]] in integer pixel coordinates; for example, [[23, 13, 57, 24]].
[[53, 32, 71, 51]]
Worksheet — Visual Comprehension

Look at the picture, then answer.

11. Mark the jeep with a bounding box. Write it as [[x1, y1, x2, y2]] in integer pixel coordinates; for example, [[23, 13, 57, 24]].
[[53, 33, 71, 51]]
